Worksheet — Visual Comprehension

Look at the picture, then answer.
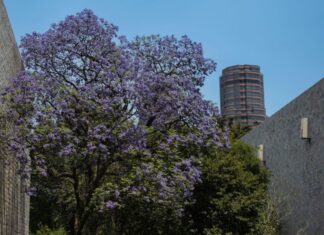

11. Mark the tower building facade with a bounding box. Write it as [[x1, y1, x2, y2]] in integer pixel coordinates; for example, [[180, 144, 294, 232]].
[[220, 65, 266, 127]]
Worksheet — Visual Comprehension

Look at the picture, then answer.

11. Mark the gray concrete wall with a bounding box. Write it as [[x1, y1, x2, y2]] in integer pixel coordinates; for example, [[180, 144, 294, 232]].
[[0, 0, 29, 234], [242, 78, 324, 235]]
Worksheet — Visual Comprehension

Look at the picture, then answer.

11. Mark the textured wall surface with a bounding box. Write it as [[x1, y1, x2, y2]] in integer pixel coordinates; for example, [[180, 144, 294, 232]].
[[242, 78, 324, 235], [0, 0, 29, 234]]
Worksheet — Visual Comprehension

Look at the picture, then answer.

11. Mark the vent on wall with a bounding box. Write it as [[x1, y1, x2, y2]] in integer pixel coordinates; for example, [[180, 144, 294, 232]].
[[257, 144, 264, 162], [300, 118, 310, 139]]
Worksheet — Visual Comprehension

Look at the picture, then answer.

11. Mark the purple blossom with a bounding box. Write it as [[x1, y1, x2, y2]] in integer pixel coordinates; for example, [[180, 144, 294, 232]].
[[105, 200, 117, 209], [39, 168, 48, 177], [48, 133, 55, 141], [0, 9, 229, 224]]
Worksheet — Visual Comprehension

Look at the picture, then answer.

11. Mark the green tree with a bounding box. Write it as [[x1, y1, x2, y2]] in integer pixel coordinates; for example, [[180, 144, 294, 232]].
[[33, 226, 67, 235], [4, 10, 224, 235], [4, 9, 278, 235], [188, 141, 279, 235], [229, 124, 252, 143]]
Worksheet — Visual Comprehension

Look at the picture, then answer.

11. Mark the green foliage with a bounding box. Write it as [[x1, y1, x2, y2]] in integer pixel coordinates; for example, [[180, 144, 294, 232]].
[[217, 116, 252, 144], [83, 128, 198, 235], [229, 124, 252, 143], [33, 226, 67, 235], [188, 141, 279, 235], [30, 141, 280, 235], [252, 198, 280, 235]]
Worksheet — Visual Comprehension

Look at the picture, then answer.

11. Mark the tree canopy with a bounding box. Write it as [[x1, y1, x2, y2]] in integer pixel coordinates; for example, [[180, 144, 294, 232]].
[[0, 9, 278, 235], [0, 9, 228, 235]]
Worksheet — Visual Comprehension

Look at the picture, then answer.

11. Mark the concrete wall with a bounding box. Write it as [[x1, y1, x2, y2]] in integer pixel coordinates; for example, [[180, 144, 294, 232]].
[[242, 78, 324, 235], [0, 0, 29, 234]]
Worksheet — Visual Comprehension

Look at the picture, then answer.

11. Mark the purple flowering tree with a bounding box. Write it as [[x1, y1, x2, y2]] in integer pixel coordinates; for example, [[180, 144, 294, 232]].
[[1, 10, 226, 234]]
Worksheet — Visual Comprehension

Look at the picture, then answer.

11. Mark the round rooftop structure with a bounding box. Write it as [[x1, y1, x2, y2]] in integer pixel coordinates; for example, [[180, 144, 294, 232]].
[[220, 65, 266, 127]]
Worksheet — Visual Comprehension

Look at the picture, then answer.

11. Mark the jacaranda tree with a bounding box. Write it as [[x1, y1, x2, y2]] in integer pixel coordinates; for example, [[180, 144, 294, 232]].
[[0, 9, 228, 234]]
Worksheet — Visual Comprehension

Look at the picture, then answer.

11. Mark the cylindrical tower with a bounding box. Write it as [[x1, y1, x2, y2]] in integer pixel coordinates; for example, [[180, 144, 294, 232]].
[[220, 65, 266, 127]]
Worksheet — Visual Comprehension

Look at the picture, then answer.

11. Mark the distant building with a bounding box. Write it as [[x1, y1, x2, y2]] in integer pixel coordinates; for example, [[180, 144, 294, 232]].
[[220, 64, 266, 127]]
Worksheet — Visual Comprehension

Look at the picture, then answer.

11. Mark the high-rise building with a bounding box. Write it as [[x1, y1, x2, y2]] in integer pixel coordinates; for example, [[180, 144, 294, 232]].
[[220, 65, 266, 127]]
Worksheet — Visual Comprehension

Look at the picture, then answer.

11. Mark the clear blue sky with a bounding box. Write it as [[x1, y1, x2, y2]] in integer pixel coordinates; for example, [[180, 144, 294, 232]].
[[4, 0, 324, 115]]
